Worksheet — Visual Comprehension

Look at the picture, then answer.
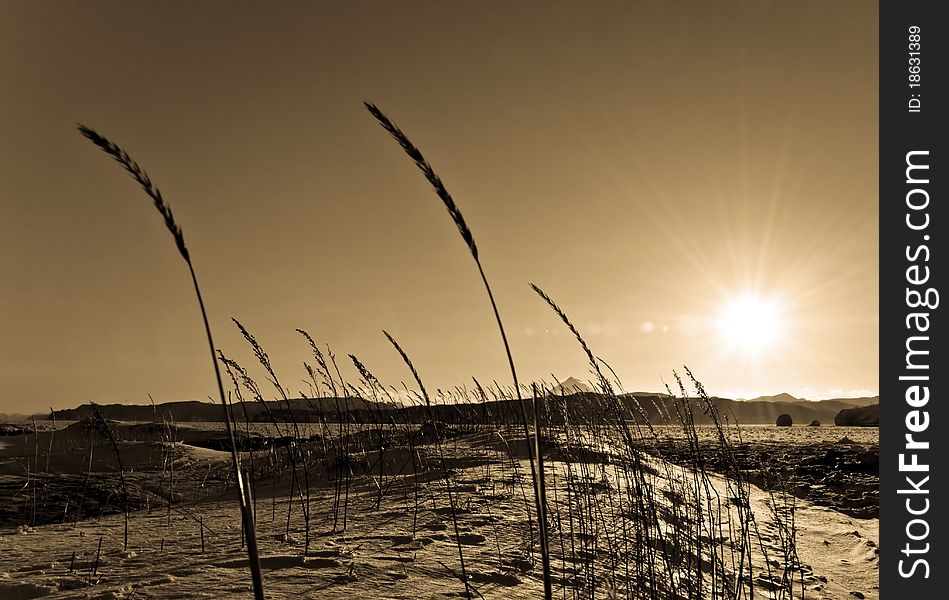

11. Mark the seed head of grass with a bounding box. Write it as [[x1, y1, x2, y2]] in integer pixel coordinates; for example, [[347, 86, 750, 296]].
[[77, 124, 188, 262], [364, 102, 477, 260], [383, 330, 431, 408], [530, 283, 612, 394]]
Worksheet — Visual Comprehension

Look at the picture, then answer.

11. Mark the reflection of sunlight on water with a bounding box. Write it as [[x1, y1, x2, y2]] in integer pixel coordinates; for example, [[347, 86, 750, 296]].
[[659, 424, 880, 446]]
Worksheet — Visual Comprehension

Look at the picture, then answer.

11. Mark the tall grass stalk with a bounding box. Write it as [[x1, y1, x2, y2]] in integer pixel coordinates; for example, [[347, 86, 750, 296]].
[[365, 102, 552, 599], [383, 331, 471, 598], [89, 405, 129, 550], [77, 125, 264, 599]]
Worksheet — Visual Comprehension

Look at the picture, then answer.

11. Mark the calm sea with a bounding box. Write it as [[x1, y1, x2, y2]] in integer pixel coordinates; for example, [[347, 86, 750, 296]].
[[30, 420, 878, 446]]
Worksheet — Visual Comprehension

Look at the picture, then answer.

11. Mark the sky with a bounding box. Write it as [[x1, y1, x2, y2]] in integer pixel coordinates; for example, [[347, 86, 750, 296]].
[[0, 1, 878, 413]]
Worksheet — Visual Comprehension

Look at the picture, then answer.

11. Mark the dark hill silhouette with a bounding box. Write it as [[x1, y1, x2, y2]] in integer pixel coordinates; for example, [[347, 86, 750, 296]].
[[610, 394, 880, 426], [744, 392, 877, 407], [0, 413, 29, 424], [834, 403, 879, 426], [49, 397, 388, 424], [38, 392, 880, 427]]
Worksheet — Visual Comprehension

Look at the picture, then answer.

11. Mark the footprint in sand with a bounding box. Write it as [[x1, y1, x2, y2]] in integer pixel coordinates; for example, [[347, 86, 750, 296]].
[[455, 533, 486, 545], [395, 537, 434, 550], [384, 570, 410, 580], [0, 582, 56, 599]]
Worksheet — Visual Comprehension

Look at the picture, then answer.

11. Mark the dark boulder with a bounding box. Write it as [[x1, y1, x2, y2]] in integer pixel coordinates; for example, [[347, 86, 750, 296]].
[[808, 420, 821, 427], [420, 420, 449, 439], [776, 414, 793, 427], [820, 448, 845, 466]]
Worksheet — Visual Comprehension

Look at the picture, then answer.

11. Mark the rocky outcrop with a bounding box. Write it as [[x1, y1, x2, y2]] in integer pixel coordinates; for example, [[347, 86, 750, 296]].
[[834, 404, 879, 426], [0, 424, 29, 436], [652, 436, 880, 519], [776, 414, 793, 427]]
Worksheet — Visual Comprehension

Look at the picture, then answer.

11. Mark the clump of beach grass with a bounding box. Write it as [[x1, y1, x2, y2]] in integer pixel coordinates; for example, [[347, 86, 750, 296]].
[[57, 111, 809, 600]]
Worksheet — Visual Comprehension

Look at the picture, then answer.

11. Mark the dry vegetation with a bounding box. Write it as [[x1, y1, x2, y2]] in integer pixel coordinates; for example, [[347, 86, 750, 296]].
[[0, 106, 878, 599]]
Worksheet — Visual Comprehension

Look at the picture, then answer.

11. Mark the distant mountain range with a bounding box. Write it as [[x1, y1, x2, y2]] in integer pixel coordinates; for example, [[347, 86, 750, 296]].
[[3, 379, 880, 428], [45, 397, 391, 424], [10, 388, 879, 427], [620, 392, 878, 426], [742, 392, 879, 407]]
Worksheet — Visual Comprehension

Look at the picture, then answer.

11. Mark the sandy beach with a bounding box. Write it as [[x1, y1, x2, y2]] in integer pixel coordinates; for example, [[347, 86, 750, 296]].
[[0, 420, 878, 599]]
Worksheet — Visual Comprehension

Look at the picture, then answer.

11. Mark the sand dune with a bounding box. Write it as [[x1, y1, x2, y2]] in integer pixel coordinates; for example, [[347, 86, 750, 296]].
[[0, 425, 877, 599]]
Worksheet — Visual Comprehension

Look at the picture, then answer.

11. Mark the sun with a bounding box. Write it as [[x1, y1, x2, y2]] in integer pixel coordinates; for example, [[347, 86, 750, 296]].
[[716, 293, 784, 353]]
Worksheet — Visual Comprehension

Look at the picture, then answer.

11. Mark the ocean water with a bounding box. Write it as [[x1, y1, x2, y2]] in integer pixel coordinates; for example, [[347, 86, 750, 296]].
[[649, 423, 878, 446], [26, 419, 879, 447]]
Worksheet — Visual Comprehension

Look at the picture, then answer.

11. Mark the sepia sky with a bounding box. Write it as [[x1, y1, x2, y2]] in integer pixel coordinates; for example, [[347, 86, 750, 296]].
[[0, 1, 878, 413]]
